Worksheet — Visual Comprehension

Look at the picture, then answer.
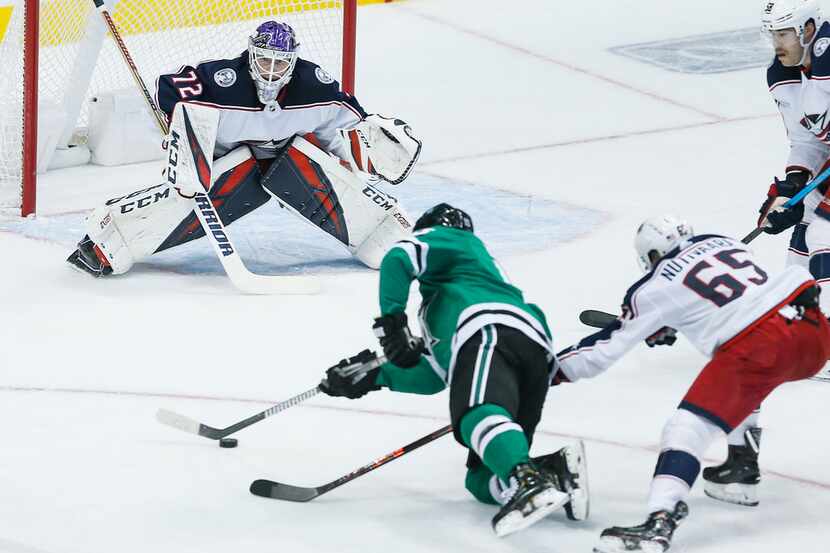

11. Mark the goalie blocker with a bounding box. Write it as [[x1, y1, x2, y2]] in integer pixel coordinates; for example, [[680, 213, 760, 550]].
[[70, 103, 415, 276]]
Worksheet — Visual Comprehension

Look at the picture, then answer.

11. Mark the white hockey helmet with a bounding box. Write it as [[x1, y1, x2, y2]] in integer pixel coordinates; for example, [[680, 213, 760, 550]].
[[761, 0, 823, 63], [634, 215, 694, 272]]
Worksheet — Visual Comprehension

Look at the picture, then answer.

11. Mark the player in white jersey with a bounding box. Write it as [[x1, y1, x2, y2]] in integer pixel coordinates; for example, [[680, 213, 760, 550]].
[[701, 0, 830, 513], [759, 0, 830, 377], [554, 216, 830, 553], [66, 21, 421, 277]]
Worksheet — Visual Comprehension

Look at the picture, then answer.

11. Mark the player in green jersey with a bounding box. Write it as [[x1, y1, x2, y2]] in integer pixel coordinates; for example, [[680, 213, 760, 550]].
[[319, 203, 588, 537]]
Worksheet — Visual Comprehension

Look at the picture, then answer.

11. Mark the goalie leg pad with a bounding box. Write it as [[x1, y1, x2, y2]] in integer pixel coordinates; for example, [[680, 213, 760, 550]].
[[84, 183, 192, 274], [263, 137, 414, 268], [82, 147, 265, 272], [353, 202, 413, 268], [156, 148, 268, 252]]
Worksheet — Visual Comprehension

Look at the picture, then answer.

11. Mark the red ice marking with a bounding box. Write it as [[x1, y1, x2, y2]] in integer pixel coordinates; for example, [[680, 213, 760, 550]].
[[400, 7, 724, 121], [1, 384, 829, 492]]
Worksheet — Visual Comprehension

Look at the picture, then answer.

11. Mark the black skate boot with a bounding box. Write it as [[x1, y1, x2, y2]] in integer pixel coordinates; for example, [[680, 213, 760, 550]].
[[491, 462, 570, 537], [66, 235, 113, 277], [702, 427, 761, 506], [533, 439, 589, 521], [593, 501, 688, 553]]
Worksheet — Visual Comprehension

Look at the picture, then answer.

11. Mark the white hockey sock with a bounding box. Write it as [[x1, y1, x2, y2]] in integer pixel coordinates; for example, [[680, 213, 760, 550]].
[[647, 475, 690, 514], [727, 408, 760, 446]]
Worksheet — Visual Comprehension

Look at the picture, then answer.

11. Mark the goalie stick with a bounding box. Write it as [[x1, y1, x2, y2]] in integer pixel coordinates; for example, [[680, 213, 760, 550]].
[[156, 355, 387, 439], [250, 425, 453, 502], [90, 0, 316, 295]]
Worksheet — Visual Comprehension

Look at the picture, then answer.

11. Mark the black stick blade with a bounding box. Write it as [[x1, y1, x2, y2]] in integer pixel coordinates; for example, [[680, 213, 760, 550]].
[[741, 226, 765, 245], [250, 479, 320, 502], [578, 309, 617, 329]]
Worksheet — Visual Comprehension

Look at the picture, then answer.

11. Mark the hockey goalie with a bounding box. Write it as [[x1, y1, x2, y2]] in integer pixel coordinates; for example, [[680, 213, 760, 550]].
[[66, 21, 421, 277]]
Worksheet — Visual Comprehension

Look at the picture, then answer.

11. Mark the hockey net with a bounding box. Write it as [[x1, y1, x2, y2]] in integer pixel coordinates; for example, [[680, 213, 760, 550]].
[[0, 0, 356, 215]]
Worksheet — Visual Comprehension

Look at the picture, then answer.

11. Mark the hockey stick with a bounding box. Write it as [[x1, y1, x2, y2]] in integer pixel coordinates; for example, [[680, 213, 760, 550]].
[[156, 354, 386, 440], [742, 164, 830, 244], [250, 425, 453, 502], [90, 0, 316, 295], [579, 309, 617, 329], [584, 170, 830, 325]]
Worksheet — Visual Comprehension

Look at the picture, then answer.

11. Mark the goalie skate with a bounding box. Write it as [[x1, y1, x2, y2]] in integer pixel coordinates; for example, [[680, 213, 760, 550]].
[[491, 462, 569, 538], [533, 439, 589, 521], [66, 235, 113, 277]]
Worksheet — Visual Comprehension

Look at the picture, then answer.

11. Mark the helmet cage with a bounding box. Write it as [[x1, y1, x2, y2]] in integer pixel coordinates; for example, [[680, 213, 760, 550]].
[[248, 42, 298, 104], [247, 23, 299, 105]]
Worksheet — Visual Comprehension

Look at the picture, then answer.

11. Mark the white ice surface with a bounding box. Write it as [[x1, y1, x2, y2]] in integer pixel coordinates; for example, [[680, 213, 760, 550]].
[[2, 1, 829, 552]]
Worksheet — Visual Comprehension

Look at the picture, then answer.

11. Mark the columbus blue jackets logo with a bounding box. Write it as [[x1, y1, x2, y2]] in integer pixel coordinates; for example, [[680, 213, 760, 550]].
[[815, 37, 830, 57], [315, 67, 334, 84], [801, 110, 829, 136], [213, 68, 237, 87]]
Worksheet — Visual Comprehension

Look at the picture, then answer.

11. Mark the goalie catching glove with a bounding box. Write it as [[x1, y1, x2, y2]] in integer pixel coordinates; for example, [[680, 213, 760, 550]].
[[319, 349, 382, 399], [343, 114, 422, 184]]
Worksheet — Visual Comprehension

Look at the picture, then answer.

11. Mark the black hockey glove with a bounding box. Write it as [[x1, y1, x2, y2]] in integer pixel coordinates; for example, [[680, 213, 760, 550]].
[[373, 312, 425, 368], [319, 349, 381, 399], [758, 170, 809, 235], [645, 326, 678, 348]]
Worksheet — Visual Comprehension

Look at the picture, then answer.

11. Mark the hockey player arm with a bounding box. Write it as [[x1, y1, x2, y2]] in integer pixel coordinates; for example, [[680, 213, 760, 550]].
[[557, 302, 666, 382], [378, 246, 417, 314], [374, 247, 427, 367], [376, 358, 446, 395]]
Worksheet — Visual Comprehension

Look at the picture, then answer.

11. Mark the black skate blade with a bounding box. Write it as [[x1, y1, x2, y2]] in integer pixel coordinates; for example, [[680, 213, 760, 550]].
[[250, 479, 320, 502]]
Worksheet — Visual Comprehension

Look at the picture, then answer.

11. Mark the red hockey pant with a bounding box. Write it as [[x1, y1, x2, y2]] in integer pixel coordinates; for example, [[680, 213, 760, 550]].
[[682, 307, 830, 432]]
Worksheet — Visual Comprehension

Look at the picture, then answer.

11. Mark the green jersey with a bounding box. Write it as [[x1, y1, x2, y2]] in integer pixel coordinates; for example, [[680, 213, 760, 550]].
[[375, 226, 554, 394]]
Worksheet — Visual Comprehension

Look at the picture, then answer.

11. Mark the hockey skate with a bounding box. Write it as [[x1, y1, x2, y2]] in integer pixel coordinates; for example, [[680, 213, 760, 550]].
[[593, 501, 688, 553], [66, 235, 113, 277], [533, 439, 589, 520], [702, 427, 761, 506], [491, 462, 570, 538]]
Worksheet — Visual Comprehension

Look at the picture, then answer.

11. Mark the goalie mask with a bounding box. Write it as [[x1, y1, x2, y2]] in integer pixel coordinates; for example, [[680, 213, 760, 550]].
[[248, 21, 299, 106], [414, 203, 474, 233], [634, 215, 694, 272]]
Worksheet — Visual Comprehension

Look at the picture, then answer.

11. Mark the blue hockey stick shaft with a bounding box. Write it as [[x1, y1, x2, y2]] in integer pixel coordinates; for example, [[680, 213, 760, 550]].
[[742, 165, 830, 244]]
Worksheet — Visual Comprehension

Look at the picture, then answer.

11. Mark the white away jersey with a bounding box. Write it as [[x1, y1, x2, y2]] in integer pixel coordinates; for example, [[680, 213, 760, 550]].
[[155, 55, 365, 161], [558, 235, 815, 382], [768, 21, 830, 175]]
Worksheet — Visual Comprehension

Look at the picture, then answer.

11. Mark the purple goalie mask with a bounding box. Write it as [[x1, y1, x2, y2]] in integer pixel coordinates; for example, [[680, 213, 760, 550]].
[[252, 21, 299, 52], [248, 21, 300, 105]]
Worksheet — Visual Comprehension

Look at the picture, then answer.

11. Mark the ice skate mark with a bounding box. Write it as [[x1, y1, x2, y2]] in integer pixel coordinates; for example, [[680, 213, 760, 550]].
[[400, 7, 724, 121], [1, 384, 828, 492]]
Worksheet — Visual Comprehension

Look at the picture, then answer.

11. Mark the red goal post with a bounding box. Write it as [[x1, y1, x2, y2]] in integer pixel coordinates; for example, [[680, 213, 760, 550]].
[[0, 0, 369, 217]]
